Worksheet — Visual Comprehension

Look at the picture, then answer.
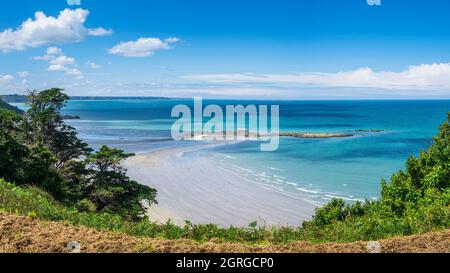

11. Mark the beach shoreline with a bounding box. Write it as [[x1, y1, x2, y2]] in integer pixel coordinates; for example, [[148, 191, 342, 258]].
[[123, 144, 318, 227]]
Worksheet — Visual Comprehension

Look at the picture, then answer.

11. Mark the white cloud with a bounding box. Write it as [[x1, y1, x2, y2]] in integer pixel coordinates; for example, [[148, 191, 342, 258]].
[[48, 64, 68, 72], [0, 9, 112, 52], [33, 46, 63, 61], [184, 63, 450, 90], [0, 73, 34, 93], [108, 37, 179, 57], [86, 61, 101, 69], [18, 71, 30, 78], [66, 68, 83, 79], [33, 55, 52, 61], [164, 37, 180, 43], [50, 55, 75, 66], [87, 27, 113, 36], [0, 74, 16, 93], [0, 74, 14, 82], [34, 47, 83, 79], [67, 0, 81, 6], [367, 0, 382, 6], [47, 46, 63, 55]]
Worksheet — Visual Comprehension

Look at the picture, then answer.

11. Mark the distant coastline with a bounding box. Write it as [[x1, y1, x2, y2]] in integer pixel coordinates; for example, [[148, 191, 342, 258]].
[[69, 96, 174, 101], [0, 94, 174, 103], [0, 98, 24, 114]]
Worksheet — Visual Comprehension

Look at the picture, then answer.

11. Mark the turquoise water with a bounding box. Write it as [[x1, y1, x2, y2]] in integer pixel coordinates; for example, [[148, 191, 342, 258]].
[[29, 99, 450, 204]]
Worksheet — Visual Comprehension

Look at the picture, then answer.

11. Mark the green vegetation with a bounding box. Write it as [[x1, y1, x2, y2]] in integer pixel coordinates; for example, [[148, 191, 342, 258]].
[[0, 88, 157, 221], [1, 88, 450, 244], [0, 178, 307, 243]]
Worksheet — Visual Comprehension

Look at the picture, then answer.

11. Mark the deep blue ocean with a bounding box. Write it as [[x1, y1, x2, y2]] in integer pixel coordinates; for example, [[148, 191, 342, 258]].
[[19, 99, 450, 205]]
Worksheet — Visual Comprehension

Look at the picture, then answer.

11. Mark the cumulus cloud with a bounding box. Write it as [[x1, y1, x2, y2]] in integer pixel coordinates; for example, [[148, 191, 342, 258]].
[[48, 64, 68, 72], [86, 61, 101, 69], [0, 73, 32, 92], [0, 74, 16, 93], [18, 71, 30, 78], [0, 74, 14, 83], [0, 9, 112, 52], [66, 68, 83, 79], [50, 56, 76, 66], [34, 47, 83, 79], [33, 46, 64, 61], [47, 46, 63, 55], [67, 0, 81, 5], [87, 27, 113, 36], [367, 0, 382, 6], [184, 63, 450, 90], [108, 37, 179, 57]]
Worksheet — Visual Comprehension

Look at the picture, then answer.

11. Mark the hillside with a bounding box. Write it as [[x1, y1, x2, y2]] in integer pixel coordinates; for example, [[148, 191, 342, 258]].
[[0, 99, 23, 114], [0, 214, 448, 253], [0, 94, 27, 103]]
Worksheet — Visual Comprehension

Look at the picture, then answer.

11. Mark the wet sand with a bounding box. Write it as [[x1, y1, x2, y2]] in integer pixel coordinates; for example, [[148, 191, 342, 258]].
[[123, 145, 317, 227]]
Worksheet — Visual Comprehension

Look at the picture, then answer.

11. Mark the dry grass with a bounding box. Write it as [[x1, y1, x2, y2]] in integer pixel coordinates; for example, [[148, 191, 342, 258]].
[[1, 214, 449, 253]]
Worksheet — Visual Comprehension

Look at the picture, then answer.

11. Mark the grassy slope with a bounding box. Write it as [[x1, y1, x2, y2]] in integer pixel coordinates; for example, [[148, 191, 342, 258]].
[[1, 213, 449, 253], [1, 178, 450, 253], [0, 179, 313, 244]]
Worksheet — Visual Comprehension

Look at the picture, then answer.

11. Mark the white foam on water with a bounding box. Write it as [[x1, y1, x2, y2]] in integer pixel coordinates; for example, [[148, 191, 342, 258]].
[[268, 166, 284, 171], [295, 187, 319, 194]]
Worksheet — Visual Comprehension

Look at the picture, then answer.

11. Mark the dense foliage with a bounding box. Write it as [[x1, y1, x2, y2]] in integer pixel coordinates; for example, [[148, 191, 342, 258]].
[[0, 89, 157, 220]]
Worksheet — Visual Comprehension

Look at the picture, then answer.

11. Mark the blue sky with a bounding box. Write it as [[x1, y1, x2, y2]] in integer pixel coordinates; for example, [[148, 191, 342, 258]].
[[1, 0, 450, 99]]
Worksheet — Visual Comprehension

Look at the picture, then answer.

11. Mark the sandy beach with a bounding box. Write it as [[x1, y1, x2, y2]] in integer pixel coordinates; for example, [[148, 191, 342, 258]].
[[123, 144, 317, 227]]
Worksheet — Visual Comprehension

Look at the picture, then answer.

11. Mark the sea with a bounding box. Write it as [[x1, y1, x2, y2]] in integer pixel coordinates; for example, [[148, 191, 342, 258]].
[[14, 99, 450, 205]]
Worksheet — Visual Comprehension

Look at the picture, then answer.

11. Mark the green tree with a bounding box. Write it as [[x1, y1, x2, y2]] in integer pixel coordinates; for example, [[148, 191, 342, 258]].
[[23, 88, 91, 169], [26, 145, 67, 200], [0, 109, 21, 138], [85, 146, 157, 220], [1, 89, 158, 221], [380, 113, 450, 216], [0, 109, 66, 198], [0, 109, 30, 184]]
